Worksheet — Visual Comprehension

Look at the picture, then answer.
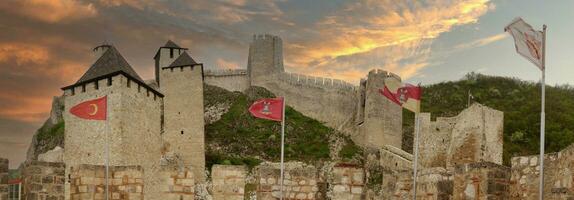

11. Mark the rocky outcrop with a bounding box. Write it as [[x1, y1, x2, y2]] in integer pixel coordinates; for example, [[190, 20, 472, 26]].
[[25, 96, 65, 162]]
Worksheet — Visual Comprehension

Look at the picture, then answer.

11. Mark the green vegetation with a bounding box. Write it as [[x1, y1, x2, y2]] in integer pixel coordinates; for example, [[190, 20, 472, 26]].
[[37, 121, 65, 141], [403, 72, 574, 165], [204, 85, 362, 169]]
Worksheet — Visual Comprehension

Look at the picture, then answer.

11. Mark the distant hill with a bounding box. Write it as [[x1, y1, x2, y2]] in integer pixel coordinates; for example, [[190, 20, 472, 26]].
[[402, 72, 574, 165]]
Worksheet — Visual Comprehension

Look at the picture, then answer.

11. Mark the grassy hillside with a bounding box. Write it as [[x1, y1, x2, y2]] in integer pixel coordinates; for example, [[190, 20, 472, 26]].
[[403, 72, 574, 165], [204, 85, 362, 169]]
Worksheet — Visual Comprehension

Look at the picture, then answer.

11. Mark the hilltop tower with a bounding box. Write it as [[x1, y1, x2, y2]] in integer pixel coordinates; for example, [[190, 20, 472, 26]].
[[61, 44, 164, 198], [247, 34, 284, 86], [356, 69, 403, 149], [155, 41, 206, 182]]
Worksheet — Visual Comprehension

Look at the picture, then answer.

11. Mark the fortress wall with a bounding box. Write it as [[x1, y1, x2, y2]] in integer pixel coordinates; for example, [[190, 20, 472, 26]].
[[204, 69, 250, 92], [258, 75, 358, 133], [69, 164, 143, 200], [447, 104, 504, 168], [453, 162, 510, 200], [380, 145, 413, 172], [510, 144, 574, 199], [211, 165, 247, 200], [159, 165, 195, 200], [255, 162, 319, 200], [391, 168, 453, 200], [63, 74, 163, 199], [278, 72, 357, 92], [21, 161, 65, 200], [418, 114, 455, 168], [159, 65, 206, 182], [329, 165, 364, 200]]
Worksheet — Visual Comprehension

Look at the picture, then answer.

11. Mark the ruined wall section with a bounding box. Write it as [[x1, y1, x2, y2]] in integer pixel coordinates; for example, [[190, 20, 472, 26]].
[[63, 74, 163, 199], [453, 162, 510, 200], [21, 161, 65, 200], [159, 165, 195, 200], [391, 168, 453, 200], [510, 144, 574, 199], [447, 104, 504, 168], [160, 65, 206, 182], [204, 69, 250, 92], [418, 114, 455, 168]]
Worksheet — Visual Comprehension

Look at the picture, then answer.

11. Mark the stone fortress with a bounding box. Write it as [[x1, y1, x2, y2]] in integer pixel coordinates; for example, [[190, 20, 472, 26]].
[[0, 34, 573, 200]]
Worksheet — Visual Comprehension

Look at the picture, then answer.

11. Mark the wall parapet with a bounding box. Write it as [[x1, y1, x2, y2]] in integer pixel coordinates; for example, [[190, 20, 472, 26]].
[[279, 72, 357, 92], [204, 69, 248, 77]]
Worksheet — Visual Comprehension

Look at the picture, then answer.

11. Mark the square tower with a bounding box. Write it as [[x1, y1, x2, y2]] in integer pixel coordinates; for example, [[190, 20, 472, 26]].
[[156, 41, 206, 182], [62, 45, 164, 199]]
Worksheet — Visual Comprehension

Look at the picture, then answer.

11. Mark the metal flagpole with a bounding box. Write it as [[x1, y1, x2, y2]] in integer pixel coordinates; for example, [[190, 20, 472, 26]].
[[105, 98, 110, 200], [538, 24, 547, 200], [412, 113, 420, 200], [280, 97, 286, 200]]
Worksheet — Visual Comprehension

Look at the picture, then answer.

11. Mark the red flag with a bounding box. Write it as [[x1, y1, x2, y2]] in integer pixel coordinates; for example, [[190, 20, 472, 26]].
[[70, 96, 107, 120], [379, 83, 421, 113], [248, 97, 284, 122]]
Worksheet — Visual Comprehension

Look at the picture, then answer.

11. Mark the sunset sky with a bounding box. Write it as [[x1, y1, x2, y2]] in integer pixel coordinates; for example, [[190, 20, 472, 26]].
[[1, 0, 573, 168]]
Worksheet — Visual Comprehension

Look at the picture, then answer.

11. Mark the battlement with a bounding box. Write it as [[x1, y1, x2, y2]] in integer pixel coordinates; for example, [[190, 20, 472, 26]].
[[252, 34, 282, 42], [367, 68, 401, 81], [204, 69, 247, 77], [62, 72, 164, 100], [278, 72, 357, 92]]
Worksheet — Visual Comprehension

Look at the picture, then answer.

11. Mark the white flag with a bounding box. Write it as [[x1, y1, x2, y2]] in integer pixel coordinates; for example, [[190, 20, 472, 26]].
[[505, 17, 544, 70]]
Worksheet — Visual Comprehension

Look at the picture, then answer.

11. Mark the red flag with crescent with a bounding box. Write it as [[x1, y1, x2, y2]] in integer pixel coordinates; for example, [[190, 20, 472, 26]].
[[70, 96, 107, 120], [248, 97, 283, 122]]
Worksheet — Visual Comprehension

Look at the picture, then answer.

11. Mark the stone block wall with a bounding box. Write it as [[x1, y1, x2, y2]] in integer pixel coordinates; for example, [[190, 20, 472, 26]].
[[329, 165, 364, 200], [21, 161, 65, 200], [380, 145, 413, 172], [0, 158, 7, 185], [390, 168, 453, 200], [204, 69, 250, 92], [0, 184, 7, 200], [510, 144, 574, 199], [255, 162, 319, 200], [69, 164, 143, 200], [211, 165, 247, 200], [418, 114, 454, 168], [159, 165, 195, 200], [453, 162, 510, 200]]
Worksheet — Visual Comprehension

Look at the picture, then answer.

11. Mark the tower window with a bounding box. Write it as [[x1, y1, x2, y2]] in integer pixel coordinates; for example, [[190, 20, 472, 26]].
[[170, 49, 174, 58], [95, 81, 99, 90], [82, 85, 86, 92], [138, 85, 141, 92], [127, 79, 131, 88], [181, 130, 184, 135], [71, 88, 75, 95], [107, 77, 112, 86]]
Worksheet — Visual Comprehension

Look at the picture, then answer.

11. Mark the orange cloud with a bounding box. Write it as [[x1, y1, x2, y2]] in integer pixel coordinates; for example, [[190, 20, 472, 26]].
[[285, 0, 494, 83], [455, 33, 508, 50], [216, 58, 240, 69], [0, 0, 98, 23]]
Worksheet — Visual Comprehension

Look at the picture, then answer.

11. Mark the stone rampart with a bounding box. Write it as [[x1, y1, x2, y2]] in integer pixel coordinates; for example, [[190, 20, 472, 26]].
[[380, 145, 413, 172], [278, 72, 357, 92], [329, 165, 364, 200], [69, 164, 143, 200], [418, 114, 455, 168], [204, 69, 250, 92], [255, 162, 319, 200], [510, 144, 574, 199], [211, 165, 247, 200], [453, 162, 510, 200], [391, 167, 453, 199], [159, 165, 195, 200], [21, 161, 65, 200]]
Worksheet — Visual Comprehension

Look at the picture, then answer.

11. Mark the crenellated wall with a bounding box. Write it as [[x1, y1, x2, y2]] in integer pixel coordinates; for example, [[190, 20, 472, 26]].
[[204, 69, 250, 92]]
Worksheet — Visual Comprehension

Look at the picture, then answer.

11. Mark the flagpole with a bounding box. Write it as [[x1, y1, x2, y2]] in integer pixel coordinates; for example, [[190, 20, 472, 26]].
[[105, 98, 110, 200], [412, 113, 420, 200], [279, 96, 286, 200], [538, 24, 547, 200]]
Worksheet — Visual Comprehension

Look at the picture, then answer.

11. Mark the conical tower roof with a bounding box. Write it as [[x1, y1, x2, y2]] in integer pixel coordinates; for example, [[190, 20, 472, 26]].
[[75, 45, 143, 83], [163, 40, 181, 48]]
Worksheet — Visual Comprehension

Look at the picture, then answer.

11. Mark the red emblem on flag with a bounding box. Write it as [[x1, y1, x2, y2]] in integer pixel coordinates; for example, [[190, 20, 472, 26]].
[[70, 96, 107, 120], [379, 84, 421, 106], [248, 97, 283, 121]]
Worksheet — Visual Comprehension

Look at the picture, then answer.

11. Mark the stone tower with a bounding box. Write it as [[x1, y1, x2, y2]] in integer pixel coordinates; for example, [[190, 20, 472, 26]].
[[357, 69, 403, 149], [247, 34, 284, 86], [62, 44, 164, 199], [155, 41, 206, 182]]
